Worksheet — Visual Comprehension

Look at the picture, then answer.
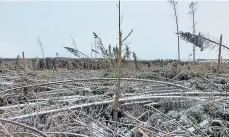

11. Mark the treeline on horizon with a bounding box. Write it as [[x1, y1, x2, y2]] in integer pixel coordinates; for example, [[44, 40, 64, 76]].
[[0, 57, 206, 62], [0, 57, 188, 64]]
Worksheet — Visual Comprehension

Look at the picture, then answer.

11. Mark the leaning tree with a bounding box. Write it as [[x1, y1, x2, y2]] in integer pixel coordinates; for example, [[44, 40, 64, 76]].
[[179, 31, 227, 73]]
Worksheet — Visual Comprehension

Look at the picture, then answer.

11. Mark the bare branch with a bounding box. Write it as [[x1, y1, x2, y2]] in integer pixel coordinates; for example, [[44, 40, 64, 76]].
[[116, 4, 119, 8], [122, 29, 133, 43]]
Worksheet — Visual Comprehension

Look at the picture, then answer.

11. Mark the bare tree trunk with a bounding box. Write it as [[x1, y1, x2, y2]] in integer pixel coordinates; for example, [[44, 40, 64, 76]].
[[192, 13, 195, 62], [170, 0, 180, 62], [113, 0, 122, 123], [112, 1, 133, 129], [113, 32, 122, 122], [217, 34, 222, 74], [176, 16, 180, 62], [189, 2, 198, 62]]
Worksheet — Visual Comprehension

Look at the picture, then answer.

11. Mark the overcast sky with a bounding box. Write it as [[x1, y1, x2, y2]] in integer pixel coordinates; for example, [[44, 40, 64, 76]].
[[1, 1, 229, 60]]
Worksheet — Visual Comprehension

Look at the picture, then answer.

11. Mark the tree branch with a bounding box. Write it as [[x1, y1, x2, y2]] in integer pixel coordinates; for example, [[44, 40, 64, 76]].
[[122, 29, 133, 43], [8, 95, 199, 120], [2, 77, 192, 95]]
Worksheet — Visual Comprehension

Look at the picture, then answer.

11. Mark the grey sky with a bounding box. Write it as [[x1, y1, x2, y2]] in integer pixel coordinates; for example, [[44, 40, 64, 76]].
[[1, 1, 229, 60]]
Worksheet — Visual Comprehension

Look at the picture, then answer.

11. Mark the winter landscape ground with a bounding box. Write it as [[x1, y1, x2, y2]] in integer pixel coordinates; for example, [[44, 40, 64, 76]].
[[0, 59, 229, 137]]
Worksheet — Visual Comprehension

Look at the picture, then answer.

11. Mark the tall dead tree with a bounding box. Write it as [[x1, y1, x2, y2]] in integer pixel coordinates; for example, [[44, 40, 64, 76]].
[[169, 0, 180, 61], [188, 2, 198, 62]]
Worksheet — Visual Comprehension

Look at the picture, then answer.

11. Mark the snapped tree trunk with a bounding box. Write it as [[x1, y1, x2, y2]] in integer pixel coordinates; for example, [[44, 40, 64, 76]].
[[22, 51, 25, 70], [217, 34, 222, 74]]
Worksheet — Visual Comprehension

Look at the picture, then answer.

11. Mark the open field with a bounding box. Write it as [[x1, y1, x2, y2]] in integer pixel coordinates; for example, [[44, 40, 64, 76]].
[[0, 60, 229, 137]]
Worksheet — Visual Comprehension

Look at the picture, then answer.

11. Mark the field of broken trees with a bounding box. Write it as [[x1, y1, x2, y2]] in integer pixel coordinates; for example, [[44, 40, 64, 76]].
[[1, 0, 229, 136], [1, 59, 229, 137]]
